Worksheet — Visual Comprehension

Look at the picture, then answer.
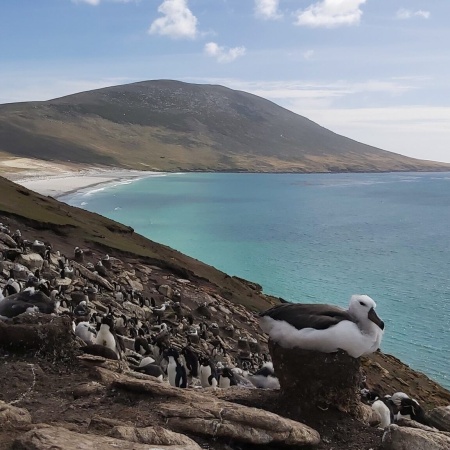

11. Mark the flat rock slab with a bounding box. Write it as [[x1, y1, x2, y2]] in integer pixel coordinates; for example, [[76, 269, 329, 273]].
[[161, 402, 320, 447], [109, 425, 201, 449], [95, 367, 321, 447], [12, 425, 199, 450], [16, 253, 44, 271]]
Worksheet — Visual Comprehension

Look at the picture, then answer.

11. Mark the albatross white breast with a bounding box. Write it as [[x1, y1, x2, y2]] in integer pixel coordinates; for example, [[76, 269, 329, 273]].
[[259, 295, 384, 358]]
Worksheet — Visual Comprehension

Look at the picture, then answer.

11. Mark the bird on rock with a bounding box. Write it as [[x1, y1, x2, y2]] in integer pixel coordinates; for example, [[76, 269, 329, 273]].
[[0, 288, 56, 319], [95, 315, 124, 359], [259, 294, 384, 358]]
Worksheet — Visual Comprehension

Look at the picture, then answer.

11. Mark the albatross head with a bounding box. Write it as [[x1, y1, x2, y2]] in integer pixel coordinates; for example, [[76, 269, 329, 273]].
[[348, 295, 384, 330]]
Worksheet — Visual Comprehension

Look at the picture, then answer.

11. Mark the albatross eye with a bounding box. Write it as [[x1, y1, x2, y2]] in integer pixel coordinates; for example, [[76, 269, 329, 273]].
[[359, 301, 365, 306]]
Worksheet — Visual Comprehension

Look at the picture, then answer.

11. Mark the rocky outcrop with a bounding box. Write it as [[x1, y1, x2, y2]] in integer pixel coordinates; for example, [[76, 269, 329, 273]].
[[382, 424, 450, 450], [71, 261, 114, 291], [69, 381, 108, 399], [0, 314, 75, 354], [0, 401, 31, 426], [0, 232, 17, 248], [108, 425, 201, 448], [95, 367, 321, 447], [426, 406, 450, 432], [16, 253, 43, 271], [12, 425, 199, 450], [161, 402, 320, 446], [269, 340, 361, 415]]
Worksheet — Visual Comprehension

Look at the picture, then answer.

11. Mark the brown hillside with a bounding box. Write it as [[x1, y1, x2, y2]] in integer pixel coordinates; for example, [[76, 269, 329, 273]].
[[0, 80, 448, 173], [0, 175, 276, 312]]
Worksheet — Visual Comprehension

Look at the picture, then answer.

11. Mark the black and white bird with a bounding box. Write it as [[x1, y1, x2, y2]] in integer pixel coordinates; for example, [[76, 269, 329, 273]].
[[152, 302, 168, 324], [246, 362, 280, 390], [199, 355, 218, 388], [0, 288, 56, 319], [371, 398, 394, 428], [134, 332, 152, 356], [396, 397, 428, 424], [131, 362, 164, 381], [75, 321, 97, 345], [259, 295, 384, 358], [181, 346, 199, 378], [139, 356, 156, 366], [218, 367, 237, 389], [95, 315, 123, 359], [186, 326, 200, 344], [164, 348, 188, 388], [81, 344, 119, 360], [73, 300, 90, 320], [3, 278, 21, 296]]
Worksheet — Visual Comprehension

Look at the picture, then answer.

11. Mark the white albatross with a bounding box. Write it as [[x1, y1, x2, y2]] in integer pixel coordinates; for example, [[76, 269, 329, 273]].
[[259, 295, 384, 358]]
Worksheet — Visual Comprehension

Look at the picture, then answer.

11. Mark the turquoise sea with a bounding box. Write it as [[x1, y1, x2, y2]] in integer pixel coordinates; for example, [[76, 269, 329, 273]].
[[61, 172, 450, 389]]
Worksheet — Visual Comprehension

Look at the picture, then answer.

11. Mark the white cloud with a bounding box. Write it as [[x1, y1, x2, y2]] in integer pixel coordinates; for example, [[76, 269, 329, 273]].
[[293, 106, 450, 162], [204, 42, 246, 64], [294, 0, 366, 28], [72, 0, 101, 5], [303, 49, 315, 60], [149, 0, 198, 39], [0, 75, 135, 104], [254, 0, 283, 20], [71, 0, 136, 5], [396, 9, 430, 20], [228, 78, 416, 105]]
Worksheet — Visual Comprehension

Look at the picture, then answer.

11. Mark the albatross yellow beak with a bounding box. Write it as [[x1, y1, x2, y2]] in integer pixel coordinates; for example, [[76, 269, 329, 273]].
[[368, 307, 384, 330]]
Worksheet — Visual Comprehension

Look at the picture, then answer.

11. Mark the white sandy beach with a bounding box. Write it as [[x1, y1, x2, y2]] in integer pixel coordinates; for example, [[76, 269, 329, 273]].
[[0, 157, 162, 198]]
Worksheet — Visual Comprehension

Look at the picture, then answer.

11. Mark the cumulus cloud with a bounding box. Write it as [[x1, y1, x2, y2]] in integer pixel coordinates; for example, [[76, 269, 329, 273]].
[[294, 0, 366, 28], [149, 0, 198, 39], [396, 8, 430, 20], [204, 42, 246, 63], [254, 0, 283, 20]]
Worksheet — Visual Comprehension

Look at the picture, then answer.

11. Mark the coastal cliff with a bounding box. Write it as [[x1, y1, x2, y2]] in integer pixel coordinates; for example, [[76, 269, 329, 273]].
[[1, 175, 449, 449]]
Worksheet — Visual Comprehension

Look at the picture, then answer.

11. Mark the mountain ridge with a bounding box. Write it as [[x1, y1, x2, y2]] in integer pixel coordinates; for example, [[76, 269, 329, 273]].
[[0, 79, 448, 173]]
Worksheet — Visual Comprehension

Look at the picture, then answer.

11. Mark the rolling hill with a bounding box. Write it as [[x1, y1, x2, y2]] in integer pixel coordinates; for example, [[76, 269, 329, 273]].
[[0, 79, 447, 173]]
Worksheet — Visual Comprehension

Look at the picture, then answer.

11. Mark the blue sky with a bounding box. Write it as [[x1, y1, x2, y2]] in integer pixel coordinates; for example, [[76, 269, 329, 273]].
[[2, 0, 450, 163]]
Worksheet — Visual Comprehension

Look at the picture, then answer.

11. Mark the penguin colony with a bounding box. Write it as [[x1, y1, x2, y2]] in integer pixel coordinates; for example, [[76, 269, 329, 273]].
[[360, 387, 430, 429], [0, 222, 278, 390], [0, 220, 438, 429]]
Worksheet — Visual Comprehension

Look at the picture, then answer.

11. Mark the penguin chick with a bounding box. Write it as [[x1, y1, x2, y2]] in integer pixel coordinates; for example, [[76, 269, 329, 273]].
[[75, 321, 97, 345], [247, 362, 280, 390], [372, 399, 393, 428]]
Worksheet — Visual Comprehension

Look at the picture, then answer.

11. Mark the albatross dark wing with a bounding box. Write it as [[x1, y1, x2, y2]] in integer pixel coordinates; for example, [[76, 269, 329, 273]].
[[0, 291, 56, 318], [260, 303, 354, 330]]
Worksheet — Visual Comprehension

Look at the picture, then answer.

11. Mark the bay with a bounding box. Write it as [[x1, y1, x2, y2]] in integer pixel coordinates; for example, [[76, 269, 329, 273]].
[[61, 172, 450, 389]]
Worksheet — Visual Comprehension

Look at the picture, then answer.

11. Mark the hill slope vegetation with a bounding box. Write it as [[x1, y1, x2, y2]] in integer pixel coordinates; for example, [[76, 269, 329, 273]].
[[0, 80, 447, 173]]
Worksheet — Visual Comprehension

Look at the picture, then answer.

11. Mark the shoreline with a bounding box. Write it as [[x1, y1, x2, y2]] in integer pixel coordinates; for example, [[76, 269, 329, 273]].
[[13, 169, 162, 200], [0, 158, 164, 199]]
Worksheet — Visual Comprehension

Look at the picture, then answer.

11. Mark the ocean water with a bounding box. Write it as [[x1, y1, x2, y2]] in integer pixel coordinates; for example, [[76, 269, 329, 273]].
[[62, 172, 450, 389]]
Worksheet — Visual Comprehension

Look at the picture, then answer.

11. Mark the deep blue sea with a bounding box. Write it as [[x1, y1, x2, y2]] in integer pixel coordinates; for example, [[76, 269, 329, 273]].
[[61, 172, 450, 389]]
